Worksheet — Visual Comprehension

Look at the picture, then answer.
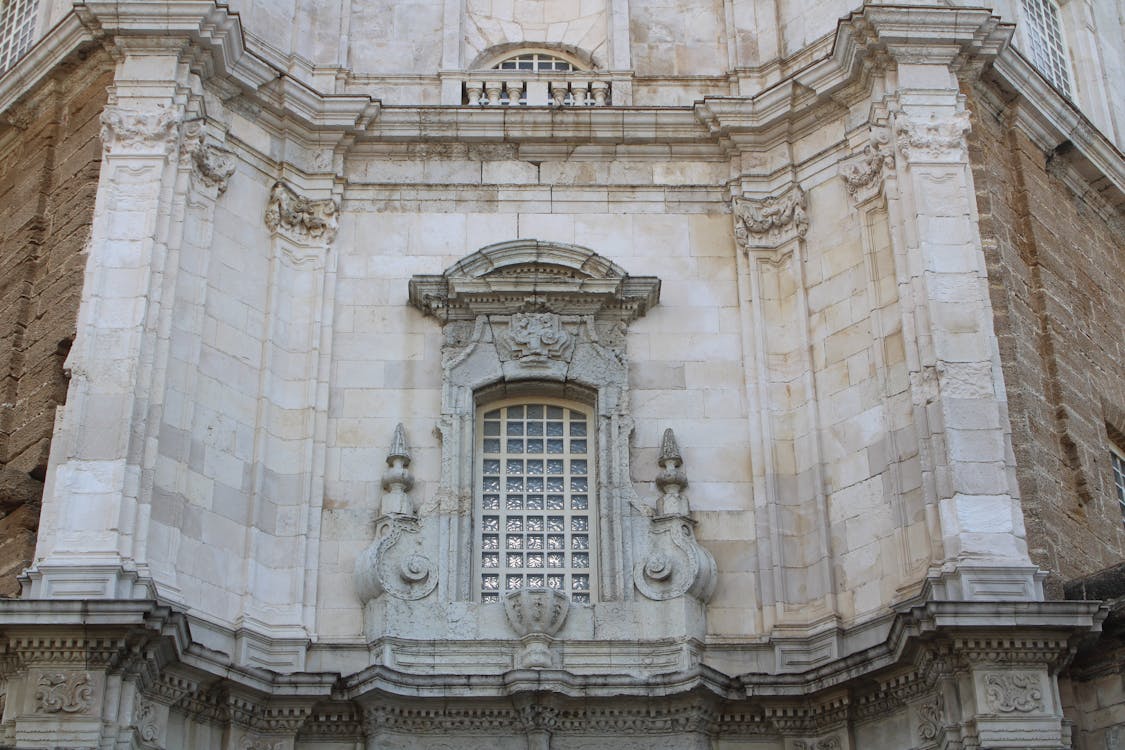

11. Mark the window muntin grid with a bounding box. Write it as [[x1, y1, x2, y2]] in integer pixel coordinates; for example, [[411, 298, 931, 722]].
[[1111, 443, 1125, 526], [1020, 0, 1073, 98], [477, 401, 595, 605], [493, 53, 576, 72], [0, 0, 38, 75]]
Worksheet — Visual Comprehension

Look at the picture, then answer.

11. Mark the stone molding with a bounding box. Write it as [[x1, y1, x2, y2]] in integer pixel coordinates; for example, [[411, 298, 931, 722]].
[[263, 181, 339, 244], [732, 185, 808, 251]]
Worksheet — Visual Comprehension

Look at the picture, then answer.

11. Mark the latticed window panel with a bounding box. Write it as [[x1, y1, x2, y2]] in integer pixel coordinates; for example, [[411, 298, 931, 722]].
[[1111, 444, 1125, 526], [0, 0, 38, 75], [1020, 0, 1073, 98], [478, 402, 595, 604]]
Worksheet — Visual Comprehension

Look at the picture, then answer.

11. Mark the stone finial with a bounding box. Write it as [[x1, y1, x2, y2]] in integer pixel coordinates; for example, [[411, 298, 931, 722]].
[[382, 424, 415, 515], [655, 428, 689, 517]]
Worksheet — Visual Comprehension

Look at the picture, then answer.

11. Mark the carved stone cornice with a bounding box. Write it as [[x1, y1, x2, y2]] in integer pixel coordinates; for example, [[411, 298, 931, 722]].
[[732, 185, 808, 251], [894, 111, 971, 164], [409, 240, 660, 324], [100, 105, 182, 155], [264, 181, 339, 244]]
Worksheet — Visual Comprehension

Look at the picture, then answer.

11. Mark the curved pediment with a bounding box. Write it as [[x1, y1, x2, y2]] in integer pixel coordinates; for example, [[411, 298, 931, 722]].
[[409, 240, 660, 322]]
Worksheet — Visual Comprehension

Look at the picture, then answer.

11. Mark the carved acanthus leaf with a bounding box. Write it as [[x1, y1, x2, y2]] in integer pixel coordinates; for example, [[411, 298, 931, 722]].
[[264, 181, 339, 243], [180, 120, 237, 194], [917, 694, 943, 742], [134, 697, 161, 743], [732, 185, 808, 250]]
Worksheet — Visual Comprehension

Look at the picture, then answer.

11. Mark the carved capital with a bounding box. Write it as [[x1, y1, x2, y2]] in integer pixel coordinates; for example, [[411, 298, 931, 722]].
[[100, 105, 182, 155], [732, 185, 808, 251], [264, 181, 339, 243], [840, 127, 894, 203], [181, 120, 236, 194], [894, 111, 971, 163]]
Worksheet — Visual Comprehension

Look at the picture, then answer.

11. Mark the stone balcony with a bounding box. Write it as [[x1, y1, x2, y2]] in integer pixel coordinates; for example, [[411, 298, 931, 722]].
[[441, 71, 628, 106]]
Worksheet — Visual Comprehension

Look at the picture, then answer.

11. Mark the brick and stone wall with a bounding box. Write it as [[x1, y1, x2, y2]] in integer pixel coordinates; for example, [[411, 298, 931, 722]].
[[966, 80, 1125, 590], [0, 50, 110, 595]]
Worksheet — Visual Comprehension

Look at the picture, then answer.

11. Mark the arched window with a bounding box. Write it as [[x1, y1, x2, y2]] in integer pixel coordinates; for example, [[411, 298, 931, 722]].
[[493, 52, 576, 73], [1019, 0, 1073, 98], [477, 399, 595, 604]]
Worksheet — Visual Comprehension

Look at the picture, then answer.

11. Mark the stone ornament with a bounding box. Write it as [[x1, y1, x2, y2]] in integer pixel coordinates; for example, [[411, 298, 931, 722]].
[[264, 181, 339, 243], [793, 738, 841, 750], [355, 425, 437, 603], [840, 127, 894, 202], [134, 698, 161, 744], [983, 671, 1044, 713], [498, 311, 575, 365], [100, 105, 182, 155], [239, 734, 284, 750], [504, 587, 569, 668], [733, 185, 808, 250], [894, 111, 971, 163], [180, 120, 236, 195], [35, 671, 94, 714], [917, 694, 943, 742], [634, 429, 717, 602]]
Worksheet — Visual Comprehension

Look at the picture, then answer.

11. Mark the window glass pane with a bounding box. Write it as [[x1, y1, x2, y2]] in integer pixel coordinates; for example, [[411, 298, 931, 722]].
[[479, 401, 596, 604]]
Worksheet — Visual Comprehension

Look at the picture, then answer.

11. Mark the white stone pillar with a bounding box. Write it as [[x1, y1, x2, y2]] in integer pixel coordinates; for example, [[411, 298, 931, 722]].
[[886, 61, 1042, 600], [26, 44, 194, 600], [231, 181, 339, 669]]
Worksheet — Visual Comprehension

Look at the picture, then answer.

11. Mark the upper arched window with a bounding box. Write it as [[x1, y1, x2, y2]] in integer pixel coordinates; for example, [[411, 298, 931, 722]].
[[1019, 0, 1073, 98], [493, 52, 577, 73]]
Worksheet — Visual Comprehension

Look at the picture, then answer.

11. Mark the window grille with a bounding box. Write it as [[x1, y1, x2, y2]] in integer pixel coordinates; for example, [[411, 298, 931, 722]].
[[477, 401, 594, 604], [0, 0, 37, 75], [1019, 0, 1073, 98], [1112, 442, 1125, 526]]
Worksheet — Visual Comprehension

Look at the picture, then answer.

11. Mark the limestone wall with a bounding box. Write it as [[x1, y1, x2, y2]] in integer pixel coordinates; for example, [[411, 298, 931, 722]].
[[966, 80, 1125, 592], [0, 51, 110, 596]]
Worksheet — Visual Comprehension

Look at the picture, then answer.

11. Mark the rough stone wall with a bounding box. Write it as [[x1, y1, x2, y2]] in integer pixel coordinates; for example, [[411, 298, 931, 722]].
[[0, 51, 110, 595], [965, 80, 1125, 593]]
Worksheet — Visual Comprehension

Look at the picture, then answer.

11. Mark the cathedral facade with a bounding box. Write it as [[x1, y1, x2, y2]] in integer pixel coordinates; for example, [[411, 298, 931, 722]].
[[0, 0, 1123, 747]]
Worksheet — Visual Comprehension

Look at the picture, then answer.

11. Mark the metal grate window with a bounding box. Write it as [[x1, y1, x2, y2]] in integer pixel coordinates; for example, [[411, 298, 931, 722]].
[[1112, 443, 1125, 527], [1019, 0, 1073, 98], [477, 401, 595, 605], [0, 0, 38, 75]]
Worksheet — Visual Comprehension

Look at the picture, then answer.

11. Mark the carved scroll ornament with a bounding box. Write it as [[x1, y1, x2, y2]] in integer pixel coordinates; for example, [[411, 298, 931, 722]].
[[35, 671, 94, 714], [983, 671, 1044, 713], [634, 429, 717, 602], [354, 425, 437, 603], [895, 111, 971, 163]]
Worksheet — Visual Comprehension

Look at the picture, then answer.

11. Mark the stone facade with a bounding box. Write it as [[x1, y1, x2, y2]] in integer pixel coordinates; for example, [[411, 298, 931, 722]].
[[0, 1, 1121, 748]]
